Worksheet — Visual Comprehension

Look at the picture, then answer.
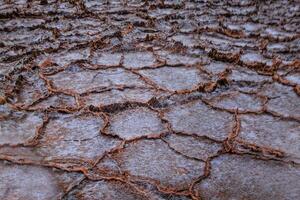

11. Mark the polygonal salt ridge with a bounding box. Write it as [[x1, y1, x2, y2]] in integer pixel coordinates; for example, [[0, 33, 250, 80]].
[[169, 34, 198, 48], [0, 61, 18, 78], [150, 92, 205, 109], [155, 50, 208, 66], [112, 139, 205, 190], [143, 91, 206, 111], [0, 104, 10, 116], [0, 0, 23, 9], [159, 0, 184, 6], [106, 107, 167, 140], [37, 111, 121, 162], [288, 37, 300, 53], [228, 66, 272, 93], [205, 90, 266, 113], [232, 37, 261, 50], [276, 64, 298, 77], [158, 195, 192, 200], [152, 19, 173, 35], [195, 154, 300, 200], [163, 134, 223, 161], [0, 146, 45, 164], [123, 51, 161, 69], [25, 1, 78, 15], [176, 19, 198, 34], [199, 33, 242, 52], [238, 114, 300, 161], [131, 180, 193, 200], [91, 51, 122, 67], [261, 28, 298, 41], [164, 100, 234, 141], [239, 22, 263, 35], [0, 18, 45, 30], [37, 48, 90, 69], [266, 42, 289, 53], [283, 70, 300, 85], [28, 39, 61, 55], [219, 23, 244, 37], [0, 161, 84, 200], [266, 48, 300, 65], [0, 28, 53, 46], [283, 15, 300, 31], [199, 33, 233, 49], [206, 49, 241, 65], [58, 29, 101, 45], [0, 108, 44, 145], [225, 4, 257, 16], [54, 22, 103, 42], [46, 65, 147, 94], [201, 61, 230, 75], [258, 0, 296, 16], [138, 66, 210, 92], [217, 23, 258, 41], [45, 16, 104, 32], [121, 30, 161, 46], [229, 67, 271, 83], [66, 179, 149, 200], [83, 87, 166, 107], [259, 83, 300, 119], [184, 1, 207, 9], [225, 0, 255, 7], [83, 1, 108, 11], [148, 7, 177, 18], [93, 155, 123, 178], [239, 52, 273, 68], [195, 12, 218, 26], [11, 69, 48, 106], [28, 93, 77, 110]]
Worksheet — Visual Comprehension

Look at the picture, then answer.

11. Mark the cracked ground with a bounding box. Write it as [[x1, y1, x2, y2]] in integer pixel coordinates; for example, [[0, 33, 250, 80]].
[[0, 0, 300, 199]]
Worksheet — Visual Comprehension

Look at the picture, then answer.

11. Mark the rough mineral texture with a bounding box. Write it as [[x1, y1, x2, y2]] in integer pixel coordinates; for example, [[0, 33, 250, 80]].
[[0, 0, 300, 200]]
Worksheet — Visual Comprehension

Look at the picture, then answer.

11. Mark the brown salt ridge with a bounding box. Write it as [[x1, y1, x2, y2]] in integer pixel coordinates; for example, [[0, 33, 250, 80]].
[[0, 0, 300, 200]]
